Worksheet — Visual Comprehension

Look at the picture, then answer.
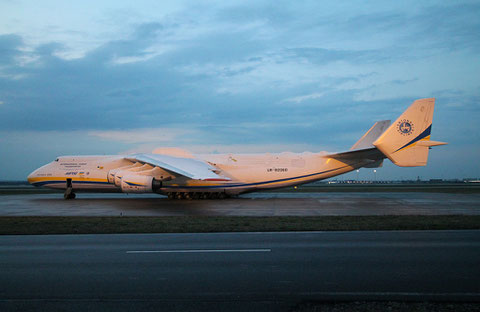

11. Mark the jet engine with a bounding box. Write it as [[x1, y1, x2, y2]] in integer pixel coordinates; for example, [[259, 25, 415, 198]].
[[113, 164, 152, 187], [120, 173, 162, 193], [107, 162, 142, 184]]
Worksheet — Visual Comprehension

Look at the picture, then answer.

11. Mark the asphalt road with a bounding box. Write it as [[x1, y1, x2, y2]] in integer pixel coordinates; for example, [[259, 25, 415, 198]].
[[2, 192, 480, 216], [1, 231, 479, 311]]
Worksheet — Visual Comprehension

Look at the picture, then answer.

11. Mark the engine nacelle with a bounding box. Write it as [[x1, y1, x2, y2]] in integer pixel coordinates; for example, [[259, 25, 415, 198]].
[[120, 174, 154, 193], [114, 169, 133, 187], [107, 169, 119, 184], [107, 162, 142, 184], [114, 164, 152, 187], [108, 169, 119, 184]]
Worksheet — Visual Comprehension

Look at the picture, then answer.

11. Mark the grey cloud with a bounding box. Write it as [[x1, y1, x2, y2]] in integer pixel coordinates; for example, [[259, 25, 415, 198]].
[[133, 22, 163, 39], [411, 3, 480, 52], [0, 4, 478, 152], [163, 31, 267, 66], [345, 12, 407, 33], [35, 42, 64, 57], [0, 34, 23, 66], [216, 1, 295, 25], [0, 1, 477, 180], [0, 28, 182, 130], [391, 78, 418, 85], [226, 2, 480, 62], [106, 88, 144, 98], [343, 3, 480, 54], [284, 47, 382, 65]]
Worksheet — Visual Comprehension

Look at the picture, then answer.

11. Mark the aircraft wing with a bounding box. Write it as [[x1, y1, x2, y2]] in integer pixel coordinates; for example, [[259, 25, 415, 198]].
[[126, 153, 231, 181]]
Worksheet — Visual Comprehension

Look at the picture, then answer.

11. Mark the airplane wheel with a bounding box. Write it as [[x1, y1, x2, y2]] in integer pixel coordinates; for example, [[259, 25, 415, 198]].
[[192, 193, 200, 200], [167, 193, 175, 200], [64, 193, 76, 200], [64, 188, 76, 200], [218, 193, 227, 199]]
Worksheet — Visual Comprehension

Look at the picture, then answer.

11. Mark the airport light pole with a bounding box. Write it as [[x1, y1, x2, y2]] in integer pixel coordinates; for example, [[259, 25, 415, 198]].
[[374, 169, 377, 183]]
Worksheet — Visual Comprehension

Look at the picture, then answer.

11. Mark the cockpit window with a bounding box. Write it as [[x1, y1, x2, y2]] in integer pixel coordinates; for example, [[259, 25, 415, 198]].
[[55, 158, 59, 162]]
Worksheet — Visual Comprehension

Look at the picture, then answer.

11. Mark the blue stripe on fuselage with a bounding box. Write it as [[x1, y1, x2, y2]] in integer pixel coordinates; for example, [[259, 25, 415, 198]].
[[32, 163, 361, 190], [32, 180, 111, 187], [162, 164, 353, 189]]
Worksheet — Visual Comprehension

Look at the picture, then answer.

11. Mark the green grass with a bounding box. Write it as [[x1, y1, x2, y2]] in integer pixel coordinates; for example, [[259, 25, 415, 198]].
[[292, 301, 480, 312], [1, 215, 479, 235]]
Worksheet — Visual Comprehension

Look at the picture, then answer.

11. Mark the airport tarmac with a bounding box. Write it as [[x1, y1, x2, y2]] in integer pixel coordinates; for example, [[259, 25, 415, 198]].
[[1, 231, 479, 311], [1, 192, 479, 216]]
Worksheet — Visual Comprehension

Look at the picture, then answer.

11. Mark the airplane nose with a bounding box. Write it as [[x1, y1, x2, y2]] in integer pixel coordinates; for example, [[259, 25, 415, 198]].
[[27, 170, 37, 185]]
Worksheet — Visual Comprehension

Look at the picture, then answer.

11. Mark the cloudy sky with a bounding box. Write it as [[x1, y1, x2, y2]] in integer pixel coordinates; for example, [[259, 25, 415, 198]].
[[1, 0, 479, 180]]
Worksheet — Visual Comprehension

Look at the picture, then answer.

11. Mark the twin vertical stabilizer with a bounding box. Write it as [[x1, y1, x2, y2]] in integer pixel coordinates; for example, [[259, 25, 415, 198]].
[[373, 98, 447, 167], [350, 120, 391, 151]]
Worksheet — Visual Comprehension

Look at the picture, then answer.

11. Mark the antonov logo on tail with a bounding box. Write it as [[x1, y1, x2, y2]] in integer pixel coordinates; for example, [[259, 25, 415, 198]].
[[27, 98, 447, 200], [397, 119, 414, 135]]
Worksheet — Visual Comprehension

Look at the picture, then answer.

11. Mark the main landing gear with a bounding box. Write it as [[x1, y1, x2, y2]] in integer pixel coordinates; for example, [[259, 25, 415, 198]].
[[64, 178, 76, 200], [166, 192, 228, 200]]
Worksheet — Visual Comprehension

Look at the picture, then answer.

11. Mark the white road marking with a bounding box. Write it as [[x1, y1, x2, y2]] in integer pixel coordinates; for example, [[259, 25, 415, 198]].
[[126, 248, 271, 254]]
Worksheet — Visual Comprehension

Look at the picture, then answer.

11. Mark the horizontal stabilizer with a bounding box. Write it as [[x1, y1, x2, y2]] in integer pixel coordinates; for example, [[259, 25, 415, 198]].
[[364, 159, 384, 168], [325, 147, 386, 168], [325, 147, 384, 161], [416, 140, 447, 147]]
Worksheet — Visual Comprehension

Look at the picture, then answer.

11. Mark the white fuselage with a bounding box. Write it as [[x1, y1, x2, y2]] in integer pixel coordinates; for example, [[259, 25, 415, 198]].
[[26, 99, 446, 198], [27, 152, 368, 195]]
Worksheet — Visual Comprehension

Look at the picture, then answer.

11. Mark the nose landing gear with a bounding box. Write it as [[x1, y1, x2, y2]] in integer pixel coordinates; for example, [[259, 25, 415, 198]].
[[165, 191, 228, 200], [64, 178, 76, 200]]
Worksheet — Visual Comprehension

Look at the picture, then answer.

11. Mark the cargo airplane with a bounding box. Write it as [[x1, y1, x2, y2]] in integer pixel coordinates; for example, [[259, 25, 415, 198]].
[[28, 98, 446, 199]]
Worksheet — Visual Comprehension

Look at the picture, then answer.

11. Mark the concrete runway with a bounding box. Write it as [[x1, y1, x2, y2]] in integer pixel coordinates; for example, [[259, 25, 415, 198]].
[[1, 192, 480, 216], [0, 231, 479, 311]]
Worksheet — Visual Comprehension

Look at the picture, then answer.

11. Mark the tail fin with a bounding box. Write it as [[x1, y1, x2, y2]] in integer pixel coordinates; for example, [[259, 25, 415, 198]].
[[373, 98, 447, 167], [350, 120, 391, 151]]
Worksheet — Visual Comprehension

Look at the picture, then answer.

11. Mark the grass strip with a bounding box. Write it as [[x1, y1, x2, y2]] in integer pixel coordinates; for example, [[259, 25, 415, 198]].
[[1, 215, 479, 235], [292, 301, 480, 312]]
